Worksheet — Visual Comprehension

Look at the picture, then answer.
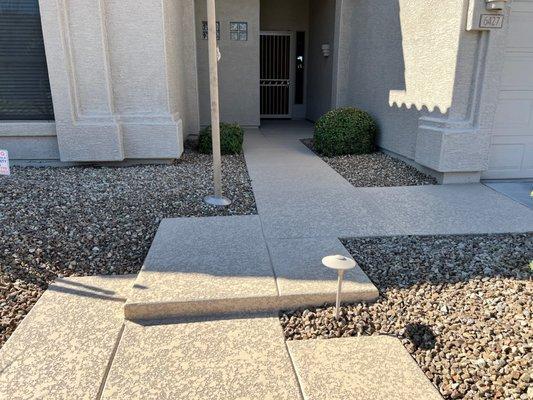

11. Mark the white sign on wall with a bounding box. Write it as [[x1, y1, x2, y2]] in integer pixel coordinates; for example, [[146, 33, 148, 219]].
[[0, 149, 10, 176]]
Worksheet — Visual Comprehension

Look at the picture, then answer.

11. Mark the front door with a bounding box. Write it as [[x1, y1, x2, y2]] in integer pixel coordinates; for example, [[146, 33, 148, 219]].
[[260, 32, 294, 119]]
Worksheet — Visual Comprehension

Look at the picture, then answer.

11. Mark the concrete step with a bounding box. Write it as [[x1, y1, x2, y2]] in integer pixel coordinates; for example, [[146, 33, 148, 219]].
[[0, 275, 135, 400], [124, 217, 378, 321], [1, 275, 436, 400]]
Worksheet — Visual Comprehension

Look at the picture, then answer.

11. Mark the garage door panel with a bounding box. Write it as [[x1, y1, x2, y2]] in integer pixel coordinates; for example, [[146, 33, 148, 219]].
[[506, 6, 533, 51], [487, 143, 533, 179], [494, 98, 533, 129], [500, 54, 533, 90], [489, 144, 524, 170], [491, 134, 533, 145], [484, 1, 533, 179], [498, 91, 533, 100], [526, 148, 533, 169]]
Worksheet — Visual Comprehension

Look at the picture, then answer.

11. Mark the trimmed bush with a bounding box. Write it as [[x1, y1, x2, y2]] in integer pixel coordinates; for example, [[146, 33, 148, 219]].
[[198, 123, 244, 155], [314, 107, 377, 156]]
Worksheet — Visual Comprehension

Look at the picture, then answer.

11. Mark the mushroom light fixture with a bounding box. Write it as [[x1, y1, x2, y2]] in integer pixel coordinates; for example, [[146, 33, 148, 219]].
[[322, 254, 357, 319]]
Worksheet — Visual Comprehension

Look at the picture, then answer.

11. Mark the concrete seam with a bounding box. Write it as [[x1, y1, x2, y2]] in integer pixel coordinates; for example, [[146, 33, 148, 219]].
[[95, 322, 125, 400], [259, 216, 281, 297], [284, 341, 307, 400], [243, 131, 281, 296]]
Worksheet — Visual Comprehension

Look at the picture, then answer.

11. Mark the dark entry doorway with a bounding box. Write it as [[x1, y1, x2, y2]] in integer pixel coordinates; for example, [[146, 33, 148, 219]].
[[260, 32, 293, 118]]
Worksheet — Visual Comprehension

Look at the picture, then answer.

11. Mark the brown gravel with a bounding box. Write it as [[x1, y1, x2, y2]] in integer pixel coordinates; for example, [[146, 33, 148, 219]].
[[301, 138, 437, 187], [280, 233, 532, 400], [0, 149, 256, 347]]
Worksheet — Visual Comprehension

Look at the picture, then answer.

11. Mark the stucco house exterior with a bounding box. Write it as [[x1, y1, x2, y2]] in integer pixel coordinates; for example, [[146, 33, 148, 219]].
[[0, 0, 532, 183]]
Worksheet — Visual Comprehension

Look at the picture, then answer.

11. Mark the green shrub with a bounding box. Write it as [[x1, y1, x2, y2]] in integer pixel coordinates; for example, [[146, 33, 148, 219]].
[[198, 123, 244, 155], [314, 107, 377, 156]]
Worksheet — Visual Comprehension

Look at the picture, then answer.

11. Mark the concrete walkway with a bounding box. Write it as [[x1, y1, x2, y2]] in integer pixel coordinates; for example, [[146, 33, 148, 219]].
[[1, 278, 442, 399], [246, 121, 533, 238], [0, 276, 135, 400], [125, 216, 377, 320], [125, 121, 533, 320], [2, 120, 532, 399]]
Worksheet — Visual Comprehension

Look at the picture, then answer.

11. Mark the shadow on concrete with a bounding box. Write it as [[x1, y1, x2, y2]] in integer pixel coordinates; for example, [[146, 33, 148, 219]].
[[48, 285, 126, 303], [46, 276, 133, 303], [56, 278, 117, 295]]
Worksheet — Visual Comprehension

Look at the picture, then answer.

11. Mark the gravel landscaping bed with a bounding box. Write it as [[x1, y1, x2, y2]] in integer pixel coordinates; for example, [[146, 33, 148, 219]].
[[280, 233, 532, 400], [301, 138, 437, 187], [0, 149, 256, 347]]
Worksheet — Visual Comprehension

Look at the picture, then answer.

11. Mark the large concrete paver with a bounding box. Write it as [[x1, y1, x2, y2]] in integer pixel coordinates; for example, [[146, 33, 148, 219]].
[[0, 275, 134, 400], [101, 314, 303, 400], [125, 216, 380, 321], [124, 216, 279, 320], [267, 237, 378, 308], [288, 336, 443, 400]]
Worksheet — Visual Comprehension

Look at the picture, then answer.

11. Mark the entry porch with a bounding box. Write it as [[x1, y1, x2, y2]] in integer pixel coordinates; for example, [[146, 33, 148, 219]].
[[194, 0, 337, 127]]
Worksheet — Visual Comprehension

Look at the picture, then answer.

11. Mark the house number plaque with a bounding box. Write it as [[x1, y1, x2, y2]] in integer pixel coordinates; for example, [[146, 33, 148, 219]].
[[479, 14, 504, 28], [467, 0, 508, 31]]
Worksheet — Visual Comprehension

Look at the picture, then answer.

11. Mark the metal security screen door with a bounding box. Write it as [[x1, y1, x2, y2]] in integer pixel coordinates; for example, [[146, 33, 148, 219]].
[[260, 32, 294, 118]]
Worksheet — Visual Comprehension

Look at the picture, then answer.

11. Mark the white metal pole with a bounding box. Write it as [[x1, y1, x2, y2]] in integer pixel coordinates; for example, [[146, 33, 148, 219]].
[[335, 269, 345, 319], [204, 0, 231, 206]]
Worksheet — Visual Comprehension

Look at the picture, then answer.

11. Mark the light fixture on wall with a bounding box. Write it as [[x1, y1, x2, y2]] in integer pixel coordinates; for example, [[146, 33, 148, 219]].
[[485, 0, 508, 10], [321, 44, 330, 57]]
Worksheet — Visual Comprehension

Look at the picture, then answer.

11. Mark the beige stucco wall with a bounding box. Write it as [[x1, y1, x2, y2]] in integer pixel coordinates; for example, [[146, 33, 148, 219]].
[[333, 0, 508, 182], [164, 0, 200, 138], [195, 0, 260, 127], [2, 0, 200, 162], [335, 0, 451, 160], [0, 0, 511, 178], [307, 0, 336, 122]]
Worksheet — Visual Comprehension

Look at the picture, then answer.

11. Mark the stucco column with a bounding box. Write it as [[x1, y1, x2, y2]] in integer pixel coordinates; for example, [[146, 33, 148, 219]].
[[332, 0, 511, 184], [39, 0, 199, 162], [413, 2, 511, 183]]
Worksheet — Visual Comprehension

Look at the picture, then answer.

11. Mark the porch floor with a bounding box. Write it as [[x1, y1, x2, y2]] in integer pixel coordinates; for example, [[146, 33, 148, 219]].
[[2, 120, 532, 399]]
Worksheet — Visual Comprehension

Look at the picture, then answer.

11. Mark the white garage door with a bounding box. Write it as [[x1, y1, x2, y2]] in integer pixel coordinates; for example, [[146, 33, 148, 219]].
[[484, 0, 533, 179]]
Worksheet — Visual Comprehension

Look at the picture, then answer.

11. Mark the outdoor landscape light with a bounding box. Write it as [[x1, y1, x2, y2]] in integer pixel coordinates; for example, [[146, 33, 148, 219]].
[[485, 0, 507, 10], [322, 254, 357, 319], [321, 44, 330, 57]]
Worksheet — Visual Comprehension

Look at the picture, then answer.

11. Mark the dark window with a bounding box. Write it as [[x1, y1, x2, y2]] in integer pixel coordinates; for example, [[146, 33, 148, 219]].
[[294, 31, 305, 105], [202, 21, 220, 40], [0, 0, 54, 120]]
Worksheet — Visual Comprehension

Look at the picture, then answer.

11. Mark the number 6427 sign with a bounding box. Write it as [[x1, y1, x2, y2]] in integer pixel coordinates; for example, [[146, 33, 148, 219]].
[[480, 14, 504, 29], [0, 149, 10, 176]]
